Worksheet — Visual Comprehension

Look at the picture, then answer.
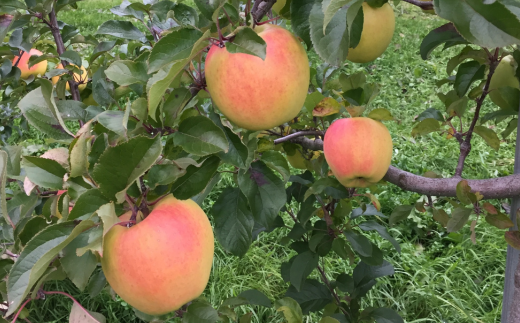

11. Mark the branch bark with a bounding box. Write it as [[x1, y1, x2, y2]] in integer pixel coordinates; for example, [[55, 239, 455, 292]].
[[402, 0, 434, 10], [286, 136, 520, 200], [252, 0, 277, 24], [48, 8, 81, 102]]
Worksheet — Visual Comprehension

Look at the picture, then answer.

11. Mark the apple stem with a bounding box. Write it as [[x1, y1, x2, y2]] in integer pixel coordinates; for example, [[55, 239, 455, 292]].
[[256, 16, 280, 25]]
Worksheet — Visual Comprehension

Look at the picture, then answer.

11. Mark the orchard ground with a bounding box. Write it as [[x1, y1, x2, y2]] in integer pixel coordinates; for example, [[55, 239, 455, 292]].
[[17, 1, 513, 322]]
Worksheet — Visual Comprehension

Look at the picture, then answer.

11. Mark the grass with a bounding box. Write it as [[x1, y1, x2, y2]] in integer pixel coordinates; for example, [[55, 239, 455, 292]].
[[17, 1, 514, 322]]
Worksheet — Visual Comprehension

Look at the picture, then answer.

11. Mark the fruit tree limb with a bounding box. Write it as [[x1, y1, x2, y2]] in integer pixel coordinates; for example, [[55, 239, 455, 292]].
[[251, 0, 278, 24], [402, 0, 434, 10], [289, 136, 520, 200], [273, 131, 324, 144], [48, 7, 81, 102]]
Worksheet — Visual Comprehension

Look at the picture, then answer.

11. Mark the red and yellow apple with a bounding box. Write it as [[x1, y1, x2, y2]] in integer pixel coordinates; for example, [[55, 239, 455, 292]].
[[489, 55, 520, 109], [346, 2, 395, 64], [324, 117, 393, 188], [11, 49, 48, 79], [52, 63, 88, 92], [101, 195, 214, 316], [205, 24, 310, 131]]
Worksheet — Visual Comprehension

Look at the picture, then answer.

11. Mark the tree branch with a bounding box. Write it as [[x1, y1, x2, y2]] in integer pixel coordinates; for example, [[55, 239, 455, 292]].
[[48, 8, 81, 102], [273, 131, 324, 145], [402, 0, 434, 10], [454, 48, 500, 177], [252, 0, 277, 24], [287, 135, 520, 199]]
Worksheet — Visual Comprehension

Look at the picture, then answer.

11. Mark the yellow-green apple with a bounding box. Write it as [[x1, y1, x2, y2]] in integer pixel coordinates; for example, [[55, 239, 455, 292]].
[[52, 63, 88, 92], [324, 117, 393, 188], [101, 195, 214, 315], [205, 24, 310, 131], [272, 0, 286, 14], [11, 49, 48, 79], [489, 55, 520, 109], [346, 2, 395, 63], [82, 93, 98, 106]]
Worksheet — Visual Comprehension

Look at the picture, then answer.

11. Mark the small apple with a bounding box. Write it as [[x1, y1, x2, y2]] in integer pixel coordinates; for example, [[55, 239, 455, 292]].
[[11, 49, 48, 79], [323, 117, 393, 188], [346, 2, 395, 64], [205, 24, 310, 131], [489, 55, 520, 109], [52, 63, 88, 92], [101, 195, 214, 316]]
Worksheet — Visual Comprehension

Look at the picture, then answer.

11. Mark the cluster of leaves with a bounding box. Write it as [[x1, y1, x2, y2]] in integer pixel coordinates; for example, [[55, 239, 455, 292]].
[[0, 0, 519, 322]]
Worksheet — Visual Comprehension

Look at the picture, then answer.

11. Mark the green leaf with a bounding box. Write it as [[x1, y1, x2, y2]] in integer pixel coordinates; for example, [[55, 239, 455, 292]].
[[285, 279, 332, 314], [505, 231, 520, 250], [147, 164, 186, 188], [358, 221, 401, 253], [96, 20, 146, 41], [432, 208, 449, 227], [105, 60, 149, 86], [238, 289, 273, 307], [148, 28, 204, 73], [18, 86, 74, 140], [6, 220, 94, 316], [368, 108, 394, 121], [261, 151, 291, 182], [70, 128, 91, 178], [290, 251, 319, 291], [435, 0, 520, 48], [69, 189, 110, 220], [87, 270, 106, 298], [344, 229, 383, 265], [61, 229, 98, 291], [182, 300, 220, 323], [455, 180, 476, 205], [454, 61, 485, 97], [23, 156, 67, 190], [291, 0, 315, 49], [309, 2, 349, 66], [238, 161, 286, 230], [304, 178, 349, 201], [226, 27, 267, 60], [353, 260, 394, 286], [473, 126, 500, 151], [416, 108, 444, 122], [173, 116, 229, 156], [0, 151, 10, 228], [212, 188, 254, 257], [485, 213, 514, 230], [69, 302, 106, 323], [171, 156, 220, 200], [420, 23, 467, 60], [319, 317, 340, 323], [275, 297, 303, 323], [411, 118, 440, 137], [92, 136, 162, 203], [363, 307, 404, 323], [447, 207, 472, 232], [147, 30, 210, 119]]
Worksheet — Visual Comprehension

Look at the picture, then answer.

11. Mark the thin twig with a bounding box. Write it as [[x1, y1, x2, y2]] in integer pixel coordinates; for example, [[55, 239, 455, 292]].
[[273, 131, 325, 145]]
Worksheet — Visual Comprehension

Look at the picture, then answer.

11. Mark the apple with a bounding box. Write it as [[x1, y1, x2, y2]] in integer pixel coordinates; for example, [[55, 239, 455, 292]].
[[11, 49, 48, 79], [205, 24, 310, 131], [82, 93, 98, 106], [52, 63, 88, 92], [346, 2, 395, 64], [323, 117, 393, 188], [272, 0, 286, 15], [101, 195, 214, 316], [489, 55, 520, 109]]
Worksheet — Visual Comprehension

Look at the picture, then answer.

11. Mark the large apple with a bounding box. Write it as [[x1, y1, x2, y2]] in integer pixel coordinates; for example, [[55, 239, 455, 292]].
[[101, 195, 214, 316], [52, 63, 88, 92], [11, 49, 48, 79], [346, 2, 395, 64], [489, 55, 520, 109], [323, 117, 393, 188], [205, 24, 310, 131]]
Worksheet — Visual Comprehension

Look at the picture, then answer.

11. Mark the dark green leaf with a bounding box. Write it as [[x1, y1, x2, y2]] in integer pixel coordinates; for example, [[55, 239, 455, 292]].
[[411, 118, 440, 137], [358, 221, 401, 253], [173, 116, 229, 156], [171, 156, 220, 200], [420, 23, 468, 60], [96, 20, 146, 41], [447, 207, 472, 232], [454, 61, 485, 97], [285, 279, 332, 314], [290, 251, 319, 291], [238, 289, 272, 307]]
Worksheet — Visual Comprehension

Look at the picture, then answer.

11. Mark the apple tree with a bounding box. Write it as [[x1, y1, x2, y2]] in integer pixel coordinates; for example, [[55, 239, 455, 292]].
[[0, 0, 519, 322]]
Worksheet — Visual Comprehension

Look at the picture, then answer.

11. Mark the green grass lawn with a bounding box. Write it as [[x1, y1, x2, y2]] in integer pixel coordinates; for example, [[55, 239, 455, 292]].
[[21, 1, 512, 322]]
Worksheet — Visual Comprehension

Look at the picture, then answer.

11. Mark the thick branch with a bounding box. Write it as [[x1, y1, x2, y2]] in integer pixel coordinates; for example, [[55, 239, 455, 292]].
[[48, 8, 81, 102], [510, 254, 520, 323], [290, 136, 520, 199], [402, 0, 434, 10], [252, 0, 277, 24]]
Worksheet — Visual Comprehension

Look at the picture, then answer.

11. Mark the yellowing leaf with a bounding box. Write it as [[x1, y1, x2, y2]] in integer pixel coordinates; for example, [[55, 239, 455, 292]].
[[346, 106, 365, 118], [313, 98, 342, 117], [368, 108, 393, 121]]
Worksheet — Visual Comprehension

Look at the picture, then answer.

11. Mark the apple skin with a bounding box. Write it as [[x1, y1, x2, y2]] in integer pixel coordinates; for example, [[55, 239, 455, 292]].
[[346, 2, 395, 64], [205, 24, 310, 131], [12, 49, 48, 79], [489, 55, 520, 109], [52, 64, 88, 92], [101, 195, 214, 316], [323, 117, 393, 188], [272, 0, 286, 14]]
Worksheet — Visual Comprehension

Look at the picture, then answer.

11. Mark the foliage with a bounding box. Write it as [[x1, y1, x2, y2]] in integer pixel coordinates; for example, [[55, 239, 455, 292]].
[[0, 0, 519, 322]]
